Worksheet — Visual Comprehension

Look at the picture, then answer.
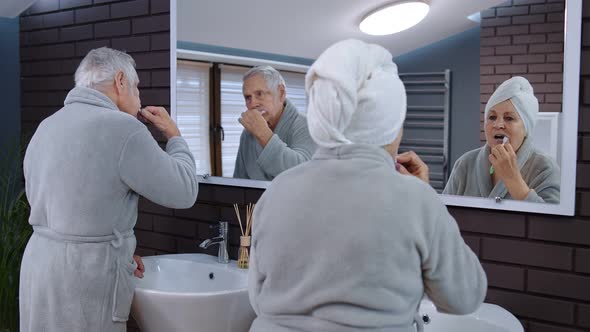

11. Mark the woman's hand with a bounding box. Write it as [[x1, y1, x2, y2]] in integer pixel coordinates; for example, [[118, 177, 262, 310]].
[[133, 255, 145, 278], [139, 106, 181, 140], [489, 143, 530, 200], [396, 151, 430, 183]]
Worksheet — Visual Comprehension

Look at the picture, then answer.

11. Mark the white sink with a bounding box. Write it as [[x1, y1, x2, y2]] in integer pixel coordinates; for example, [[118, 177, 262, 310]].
[[420, 298, 523, 332], [130, 254, 255, 332]]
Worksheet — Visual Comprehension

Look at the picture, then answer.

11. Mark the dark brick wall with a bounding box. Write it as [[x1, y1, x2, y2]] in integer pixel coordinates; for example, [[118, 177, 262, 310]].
[[18, 0, 590, 332], [19, 0, 170, 140], [480, 0, 565, 142]]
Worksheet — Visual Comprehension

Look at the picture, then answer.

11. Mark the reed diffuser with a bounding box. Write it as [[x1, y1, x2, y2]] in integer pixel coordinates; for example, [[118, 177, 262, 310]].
[[234, 203, 254, 269]]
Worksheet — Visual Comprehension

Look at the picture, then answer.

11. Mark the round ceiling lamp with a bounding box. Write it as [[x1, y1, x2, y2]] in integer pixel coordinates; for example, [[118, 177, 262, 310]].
[[359, 1, 430, 36]]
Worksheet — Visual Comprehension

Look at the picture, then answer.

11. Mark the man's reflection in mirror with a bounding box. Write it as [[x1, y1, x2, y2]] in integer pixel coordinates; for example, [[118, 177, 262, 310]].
[[233, 66, 317, 181], [443, 76, 560, 203]]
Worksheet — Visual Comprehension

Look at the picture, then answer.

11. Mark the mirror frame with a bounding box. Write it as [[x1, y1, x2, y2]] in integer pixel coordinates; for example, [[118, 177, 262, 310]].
[[170, 0, 582, 215]]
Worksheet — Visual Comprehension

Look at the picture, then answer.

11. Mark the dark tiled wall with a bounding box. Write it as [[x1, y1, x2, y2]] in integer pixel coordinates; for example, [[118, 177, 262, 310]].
[[480, 0, 565, 113], [19, 0, 170, 141], [19, 1, 590, 332]]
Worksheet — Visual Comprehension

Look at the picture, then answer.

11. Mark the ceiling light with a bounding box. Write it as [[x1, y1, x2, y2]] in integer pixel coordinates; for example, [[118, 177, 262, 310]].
[[360, 1, 430, 36]]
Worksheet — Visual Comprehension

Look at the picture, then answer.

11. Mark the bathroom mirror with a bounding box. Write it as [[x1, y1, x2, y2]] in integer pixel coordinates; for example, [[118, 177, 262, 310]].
[[170, 0, 581, 215]]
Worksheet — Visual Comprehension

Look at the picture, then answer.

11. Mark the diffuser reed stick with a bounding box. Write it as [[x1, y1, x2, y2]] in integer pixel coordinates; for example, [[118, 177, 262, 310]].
[[235, 203, 255, 269]]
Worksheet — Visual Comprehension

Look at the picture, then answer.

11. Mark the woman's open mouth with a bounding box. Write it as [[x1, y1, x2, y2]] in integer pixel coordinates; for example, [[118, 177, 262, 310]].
[[493, 134, 509, 145]]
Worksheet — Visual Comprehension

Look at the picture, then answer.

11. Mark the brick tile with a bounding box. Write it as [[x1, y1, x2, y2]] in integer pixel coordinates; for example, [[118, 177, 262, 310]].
[[546, 73, 563, 82], [95, 20, 130, 38], [138, 196, 174, 215], [135, 230, 176, 252], [495, 45, 527, 55], [481, 56, 511, 65], [135, 213, 153, 231], [220, 205, 245, 229], [486, 289, 574, 324], [481, 36, 511, 46], [585, 0, 590, 18], [539, 103, 562, 112], [20, 107, 58, 122], [530, 3, 566, 14], [481, 17, 511, 27], [176, 237, 202, 254], [497, 25, 529, 36], [528, 63, 563, 73], [548, 32, 564, 43], [244, 188, 265, 203], [547, 12, 564, 22], [134, 246, 157, 257], [75, 39, 110, 56], [496, 6, 529, 17], [532, 83, 562, 93], [75, 6, 109, 24], [528, 215, 590, 245], [139, 88, 169, 105], [21, 43, 75, 60], [174, 202, 220, 222], [59, 0, 92, 10], [481, 8, 496, 19], [448, 207, 526, 236], [575, 248, 590, 273], [528, 322, 584, 332], [480, 47, 495, 56], [150, 33, 169, 51], [22, 76, 74, 91], [528, 269, 590, 301], [42, 11, 74, 28], [482, 262, 525, 290], [20, 16, 43, 31], [132, 14, 169, 34], [150, 70, 170, 87], [60, 24, 93, 42], [577, 304, 590, 328], [512, 54, 545, 64], [546, 53, 564, 63], [495, 64, 528, 74], [578, 164, 590, 189], [481, 74, 513, 85], [529, 43, 563, 54], [583, 22, 590, 47], [196, 184, 245, 205], [481, 27, 495, 37], [582, 51, 590, 75], [150, 0, 169, 14], [111, 35, 150, 53], [579, 192, 590, 216], [110, 0, 149, 19], [29, 29, 59, 45], [512, 14, 546, 25], [513, 34, 546, 44], [481, 84, 495, 94], [28, 0, 60, 14], [94, 0, 119, 3], [461, 234, 480, 256], [580, 107, 590, 132], [482, 237, 572, 270], [134, 51, 170, 69], [531, 22, 565, 34], [513, 0, 546, 4], [137, 70, 151, 88], [545, 93, 562, 103], [153, 215, 197, 237]]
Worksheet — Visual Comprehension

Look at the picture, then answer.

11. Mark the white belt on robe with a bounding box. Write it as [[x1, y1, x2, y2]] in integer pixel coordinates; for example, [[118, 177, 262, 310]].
[[32, 225, 138, 322]]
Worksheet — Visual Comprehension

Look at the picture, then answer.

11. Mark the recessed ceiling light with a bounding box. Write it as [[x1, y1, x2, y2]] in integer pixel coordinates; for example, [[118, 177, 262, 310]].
[[360, 1, 430, 36]]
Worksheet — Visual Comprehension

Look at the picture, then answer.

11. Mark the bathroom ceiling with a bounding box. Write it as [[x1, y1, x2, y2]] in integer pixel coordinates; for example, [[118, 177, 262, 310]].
[[178, 0, 507, 59]]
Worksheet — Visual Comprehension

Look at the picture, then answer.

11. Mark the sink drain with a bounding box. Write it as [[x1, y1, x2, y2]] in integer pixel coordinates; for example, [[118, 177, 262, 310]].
[[209, 272, 215, 280]]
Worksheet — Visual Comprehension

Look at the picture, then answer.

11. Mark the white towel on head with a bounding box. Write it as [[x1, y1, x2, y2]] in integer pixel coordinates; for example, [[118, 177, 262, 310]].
[[484, 76, 538, 135], [305, 39, 406, 148]]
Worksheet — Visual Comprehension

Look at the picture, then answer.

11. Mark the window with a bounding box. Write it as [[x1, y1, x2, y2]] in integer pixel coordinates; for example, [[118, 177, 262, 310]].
[[176, 60, 307, 176]]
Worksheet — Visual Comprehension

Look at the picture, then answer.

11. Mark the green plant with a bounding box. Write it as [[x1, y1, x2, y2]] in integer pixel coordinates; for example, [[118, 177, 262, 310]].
[[0, 141, 32, 332]]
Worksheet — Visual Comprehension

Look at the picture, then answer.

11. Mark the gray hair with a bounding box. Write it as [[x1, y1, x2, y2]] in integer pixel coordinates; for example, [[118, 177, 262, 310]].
[[74, 47, 139, 91], [243, 65, 287, 93]]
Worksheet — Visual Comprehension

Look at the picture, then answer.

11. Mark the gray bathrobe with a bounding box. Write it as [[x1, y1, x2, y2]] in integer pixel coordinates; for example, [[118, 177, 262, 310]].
[[248, 144, 487, 332], [443, 136, 560, 203], [233, 99, 316, 181], [20, 87, 198, 332]]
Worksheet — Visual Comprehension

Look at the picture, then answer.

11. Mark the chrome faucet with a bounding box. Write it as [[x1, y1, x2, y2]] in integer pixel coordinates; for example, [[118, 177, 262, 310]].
[[199, 221, 229, 264]]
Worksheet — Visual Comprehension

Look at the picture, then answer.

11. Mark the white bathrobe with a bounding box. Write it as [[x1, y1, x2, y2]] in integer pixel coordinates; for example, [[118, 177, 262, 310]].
[[20, 87, 198, 332], [233, 99, 316, 181], [248, 144, 487, 332]]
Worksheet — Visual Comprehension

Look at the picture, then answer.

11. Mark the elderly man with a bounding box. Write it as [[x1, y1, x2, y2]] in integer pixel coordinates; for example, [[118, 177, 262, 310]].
[[20, 47, 198, 332], [233, 66, 316, 180]]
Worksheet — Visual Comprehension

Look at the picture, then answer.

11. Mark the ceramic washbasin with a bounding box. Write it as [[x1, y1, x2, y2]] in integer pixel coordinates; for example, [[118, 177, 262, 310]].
[[130, 253, 255, 332]]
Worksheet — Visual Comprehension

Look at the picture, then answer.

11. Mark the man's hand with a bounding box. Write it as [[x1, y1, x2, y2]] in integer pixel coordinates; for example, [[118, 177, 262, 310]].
[[133, 255, 145, 278], [139, 106, 181, 140], [396, 151, 430, 183], [238, 109, 273, 147]]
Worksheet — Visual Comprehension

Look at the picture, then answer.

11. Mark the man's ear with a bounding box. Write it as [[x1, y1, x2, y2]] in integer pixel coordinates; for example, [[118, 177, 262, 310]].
[[114, 71, 125, 95], [278, 84, 286, 103]]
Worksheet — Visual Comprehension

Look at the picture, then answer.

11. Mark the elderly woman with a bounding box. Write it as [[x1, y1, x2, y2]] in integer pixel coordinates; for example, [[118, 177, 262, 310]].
[[20, 47, 198, 331], [248, 39, 486, 332], [443, 76, 560, 203]]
